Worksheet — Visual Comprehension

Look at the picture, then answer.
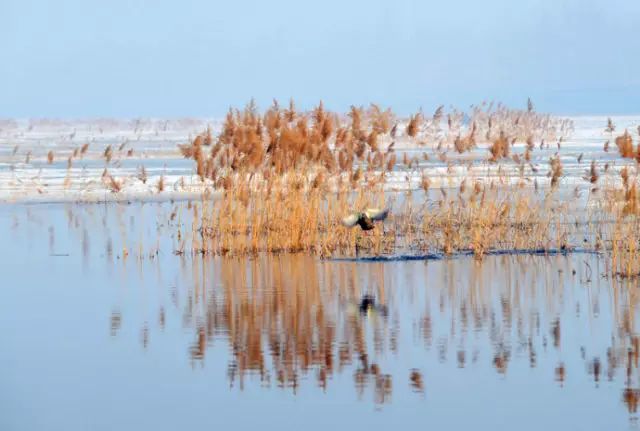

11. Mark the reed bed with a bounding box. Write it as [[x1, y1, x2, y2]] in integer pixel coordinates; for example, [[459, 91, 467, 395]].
[[176, 179, 590, 260], [166, 100, 589, 258], [162, 101, 640, 278], [8, 99, 640, 276]]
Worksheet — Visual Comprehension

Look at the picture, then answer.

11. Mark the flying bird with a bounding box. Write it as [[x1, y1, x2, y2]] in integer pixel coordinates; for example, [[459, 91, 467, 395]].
[[341, 208, 389, 231]]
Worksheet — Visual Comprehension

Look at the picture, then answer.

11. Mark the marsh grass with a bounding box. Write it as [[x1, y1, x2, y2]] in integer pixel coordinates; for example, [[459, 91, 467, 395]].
[[16, 100, 640, 277], [616, 131, 635, 158], [603, 168, 640, 278], [166, 100, 604, 260]]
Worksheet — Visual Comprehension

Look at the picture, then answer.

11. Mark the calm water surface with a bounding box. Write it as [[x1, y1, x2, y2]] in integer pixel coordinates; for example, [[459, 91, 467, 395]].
[[1, 203, 638, 430]]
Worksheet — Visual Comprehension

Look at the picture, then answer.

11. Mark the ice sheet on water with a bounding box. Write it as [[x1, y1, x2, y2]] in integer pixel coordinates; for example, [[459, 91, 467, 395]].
[[0, 115, 638, 203]]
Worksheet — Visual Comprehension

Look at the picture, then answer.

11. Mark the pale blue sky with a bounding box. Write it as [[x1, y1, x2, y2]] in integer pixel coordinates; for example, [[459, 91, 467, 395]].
[[1, 0, 639, 117]]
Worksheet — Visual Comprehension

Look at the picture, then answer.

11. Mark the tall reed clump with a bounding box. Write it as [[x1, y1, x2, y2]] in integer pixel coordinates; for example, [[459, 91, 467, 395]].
[[453, 123, 477, 154], [417, 185, 575, 258], [616, 131, 635, 159], [549, 155, 563, 188], [488, 132, 509, 161], [609, 204, 640, 279], [192, 173, 386, 256], [600, 169, 640, 278], [174, 100, 398, 257], [174, 99, 578, 259]]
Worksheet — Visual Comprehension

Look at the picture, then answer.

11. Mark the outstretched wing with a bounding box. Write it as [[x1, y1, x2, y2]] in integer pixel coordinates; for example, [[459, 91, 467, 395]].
[[341, 213, 360, 228], [365, 208, 389, 221]]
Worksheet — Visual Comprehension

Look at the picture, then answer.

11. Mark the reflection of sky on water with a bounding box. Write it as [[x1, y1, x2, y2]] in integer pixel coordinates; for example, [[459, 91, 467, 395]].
[[1, 202, 639, 430]]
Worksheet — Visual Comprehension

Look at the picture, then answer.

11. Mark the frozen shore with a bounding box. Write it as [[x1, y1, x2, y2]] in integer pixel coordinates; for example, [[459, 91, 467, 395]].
[[0, 115, 638, 203]]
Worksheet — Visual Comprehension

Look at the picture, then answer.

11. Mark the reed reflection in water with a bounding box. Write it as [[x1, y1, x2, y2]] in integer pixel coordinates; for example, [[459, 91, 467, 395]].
[[156, 253, 640, 409]]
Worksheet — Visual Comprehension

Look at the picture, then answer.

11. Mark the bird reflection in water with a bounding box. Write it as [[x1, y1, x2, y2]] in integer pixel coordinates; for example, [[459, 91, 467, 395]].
[[102, 252, 640, 412]]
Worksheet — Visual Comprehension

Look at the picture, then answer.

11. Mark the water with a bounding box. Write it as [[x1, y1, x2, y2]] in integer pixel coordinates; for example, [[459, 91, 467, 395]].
[[1, 202, 638, 430]]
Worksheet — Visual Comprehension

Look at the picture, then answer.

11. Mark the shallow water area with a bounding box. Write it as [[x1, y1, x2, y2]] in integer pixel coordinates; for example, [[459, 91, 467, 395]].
[[1, 202, 640, 430]]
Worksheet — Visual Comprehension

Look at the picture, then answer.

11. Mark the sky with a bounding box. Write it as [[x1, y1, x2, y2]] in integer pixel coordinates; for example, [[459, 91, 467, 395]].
[[1, 0, 639, 117]]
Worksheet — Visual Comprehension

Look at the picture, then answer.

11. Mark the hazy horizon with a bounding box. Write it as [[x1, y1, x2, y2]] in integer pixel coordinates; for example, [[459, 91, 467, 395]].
[[2, 0, 639, 118]]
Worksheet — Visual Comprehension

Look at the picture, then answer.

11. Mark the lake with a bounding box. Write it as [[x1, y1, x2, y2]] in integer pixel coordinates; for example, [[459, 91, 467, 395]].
[[1, 202, 637, 430]]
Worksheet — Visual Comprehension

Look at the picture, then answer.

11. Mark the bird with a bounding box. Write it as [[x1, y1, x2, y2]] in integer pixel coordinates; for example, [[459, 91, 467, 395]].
[[341, 208, 389, 231]]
